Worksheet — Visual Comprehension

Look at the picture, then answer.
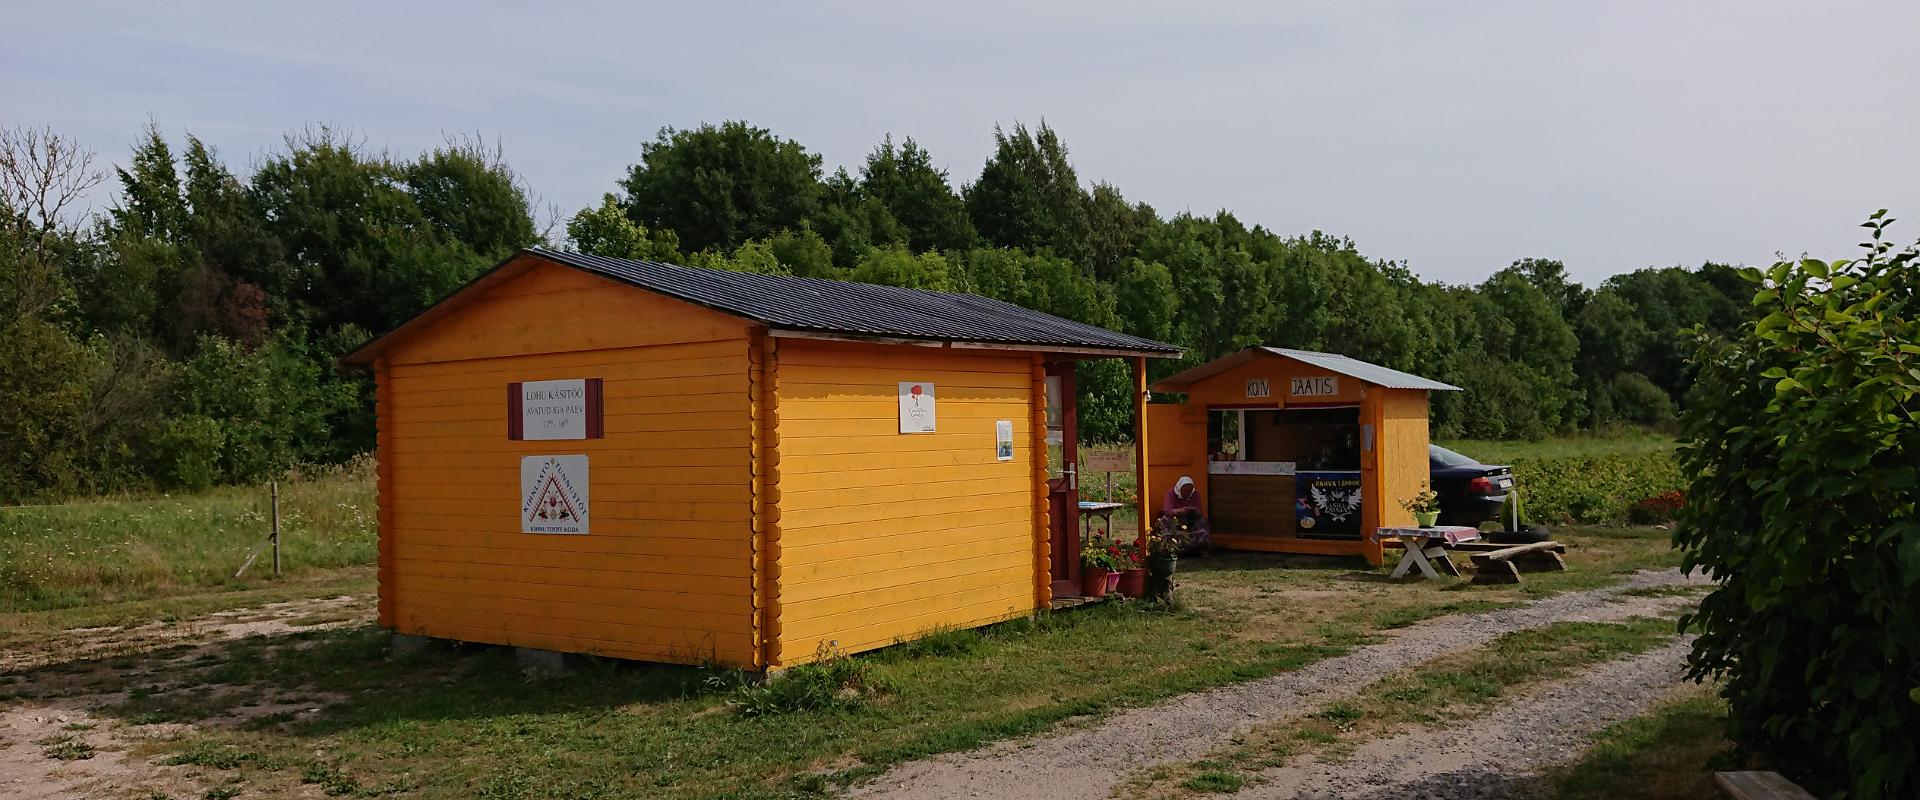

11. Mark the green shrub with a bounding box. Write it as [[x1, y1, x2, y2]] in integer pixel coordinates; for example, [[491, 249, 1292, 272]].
[[716, 648, 888, 717], [1675, 214, 1919, 799], [1507, 451, 1684, 525]]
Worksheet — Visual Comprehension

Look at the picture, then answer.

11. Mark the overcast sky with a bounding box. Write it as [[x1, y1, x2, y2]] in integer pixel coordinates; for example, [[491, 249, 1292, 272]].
[[7, 1, 1916, 285]]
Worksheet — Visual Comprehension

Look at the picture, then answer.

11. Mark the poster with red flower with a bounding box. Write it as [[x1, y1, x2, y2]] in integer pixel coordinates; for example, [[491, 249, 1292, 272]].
[[897, 382, 936, 433]]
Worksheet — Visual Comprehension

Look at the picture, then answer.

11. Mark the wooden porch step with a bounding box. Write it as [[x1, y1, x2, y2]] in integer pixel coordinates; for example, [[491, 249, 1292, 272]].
[[1049, 594, 1115, 612], [1714, 771, 1817, 800]]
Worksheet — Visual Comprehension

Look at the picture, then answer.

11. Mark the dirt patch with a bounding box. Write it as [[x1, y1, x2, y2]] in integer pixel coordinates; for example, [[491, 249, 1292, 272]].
[[1, 594, 367, 673], [849, 570, 1705, 800], [0, 593, 372, 798]]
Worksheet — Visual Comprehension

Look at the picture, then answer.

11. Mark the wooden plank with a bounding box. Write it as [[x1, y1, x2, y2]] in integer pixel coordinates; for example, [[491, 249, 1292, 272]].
[[392, 543, 743, 578], [394, 480, 747, 504], [780, 595, 1034, 661], [391, 513, 741, 540], [780, 577, 1031, 638], [392, 618, 754, 667], [389, 552, 748, 583], [779, 554, 1032, 605], [388, 338, 745, 376], [780, 495, 1032, 528], [396, 583, 749, 628], [1470, 541, 1566, 563], [779, 430, 1034, 456], [778, 363, 1031, 389], [390, 446, 748, 468], [1713, 772, 1818, 800], [395, 601, 754, 655], [387, 395, 746, 422], [400, 527, 747, 557], [393, 496, 748, 522], [779, 470, 1029, 496]]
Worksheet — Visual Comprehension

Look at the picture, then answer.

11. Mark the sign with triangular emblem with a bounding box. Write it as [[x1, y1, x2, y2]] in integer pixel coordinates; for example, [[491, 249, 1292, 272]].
[[521, 455, 589, 534]]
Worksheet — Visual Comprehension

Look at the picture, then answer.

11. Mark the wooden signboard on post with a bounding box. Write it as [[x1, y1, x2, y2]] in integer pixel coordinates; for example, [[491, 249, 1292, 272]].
[[1084, 449, 1134, 503]]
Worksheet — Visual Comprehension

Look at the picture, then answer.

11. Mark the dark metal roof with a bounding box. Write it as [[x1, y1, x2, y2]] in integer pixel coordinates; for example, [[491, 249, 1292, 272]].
[[524, 248, 1181, 356], [1152, 346, 1461, 392]]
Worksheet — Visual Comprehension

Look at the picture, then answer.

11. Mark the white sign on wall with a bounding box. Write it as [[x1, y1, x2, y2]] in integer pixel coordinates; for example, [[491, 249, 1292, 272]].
[[520, 379, 588, 440], [899, 382, 937, 433], [521, 455, 589, 534], [995, 420, 1014, 461], [1290, 376, 1339, 397], [1246, 378, 1272, 398]]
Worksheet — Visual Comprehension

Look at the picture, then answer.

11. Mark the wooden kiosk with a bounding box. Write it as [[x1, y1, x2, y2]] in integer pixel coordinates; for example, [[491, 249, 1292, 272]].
[[1144, 347, 1459, 565], [341, 248, 1178, 670]]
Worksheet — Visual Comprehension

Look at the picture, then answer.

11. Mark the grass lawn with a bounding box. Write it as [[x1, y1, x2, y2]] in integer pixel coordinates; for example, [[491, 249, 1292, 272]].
[[1, 526, 1685, 800], [0, 459, 376, 613], [1436, 428, 1677, 463]]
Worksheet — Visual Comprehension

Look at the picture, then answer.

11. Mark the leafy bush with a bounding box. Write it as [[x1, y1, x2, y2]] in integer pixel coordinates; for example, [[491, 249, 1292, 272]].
[[1507, 451, 1684, 525], [1675, 213, 1920, 799]]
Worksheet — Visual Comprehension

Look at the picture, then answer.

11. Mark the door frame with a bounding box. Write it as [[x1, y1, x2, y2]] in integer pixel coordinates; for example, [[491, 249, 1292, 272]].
[[1046, 360, 1081, 597]]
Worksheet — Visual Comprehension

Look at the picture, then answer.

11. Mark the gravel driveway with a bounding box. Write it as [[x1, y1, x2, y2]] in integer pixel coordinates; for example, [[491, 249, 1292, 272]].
[[1235, 637, 1695, 799], [849, 570, 1706, 800]]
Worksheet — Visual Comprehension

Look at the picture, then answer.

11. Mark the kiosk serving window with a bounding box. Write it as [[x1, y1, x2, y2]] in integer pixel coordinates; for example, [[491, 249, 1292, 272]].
[[1206, 406, 1364, 541]]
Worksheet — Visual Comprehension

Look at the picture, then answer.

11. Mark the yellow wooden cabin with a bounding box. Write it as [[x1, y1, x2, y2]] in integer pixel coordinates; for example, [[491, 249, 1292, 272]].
[[1144, 347, 1459, 565], [341, 248, 1179, 670]]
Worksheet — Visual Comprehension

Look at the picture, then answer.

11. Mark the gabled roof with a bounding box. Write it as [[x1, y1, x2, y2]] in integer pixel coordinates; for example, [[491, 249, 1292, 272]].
[[1151, 346, 1461, 392], [342, 248, 1181, 365]]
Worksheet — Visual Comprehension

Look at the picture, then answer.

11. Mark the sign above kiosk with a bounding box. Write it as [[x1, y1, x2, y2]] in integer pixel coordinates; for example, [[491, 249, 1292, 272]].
[[1290, 376, 1339, 397]]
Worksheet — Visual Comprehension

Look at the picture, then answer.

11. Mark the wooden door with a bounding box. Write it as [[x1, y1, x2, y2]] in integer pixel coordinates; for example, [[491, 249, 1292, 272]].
[[1045, 361, 1081, 597]]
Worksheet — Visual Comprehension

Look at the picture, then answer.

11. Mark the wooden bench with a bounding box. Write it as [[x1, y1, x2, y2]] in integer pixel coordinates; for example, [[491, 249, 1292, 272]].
[[1714, 771, 1816, 800], [1469, 541, 1567, 584]]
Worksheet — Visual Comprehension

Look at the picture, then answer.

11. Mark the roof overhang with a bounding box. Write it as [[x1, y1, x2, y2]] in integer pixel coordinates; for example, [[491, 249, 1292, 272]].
[[342, 249, 1183, 368]]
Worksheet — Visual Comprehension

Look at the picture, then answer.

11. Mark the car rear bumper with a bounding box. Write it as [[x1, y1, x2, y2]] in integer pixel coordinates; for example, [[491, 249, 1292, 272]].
[[1445, 494, 1508, 526]]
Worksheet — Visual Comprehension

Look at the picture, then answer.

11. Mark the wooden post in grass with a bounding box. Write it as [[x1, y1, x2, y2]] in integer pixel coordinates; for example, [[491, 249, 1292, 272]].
[[271, 480, 281, 576]]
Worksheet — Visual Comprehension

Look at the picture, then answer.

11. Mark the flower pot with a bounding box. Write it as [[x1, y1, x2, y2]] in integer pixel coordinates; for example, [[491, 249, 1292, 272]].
[[1147, 554, 1178, 577], [1117, 568, 1148, 598], [1414, 510, 1440, 528], [1079, 568, 1110, 598], [1105, 571, 1122, 593]]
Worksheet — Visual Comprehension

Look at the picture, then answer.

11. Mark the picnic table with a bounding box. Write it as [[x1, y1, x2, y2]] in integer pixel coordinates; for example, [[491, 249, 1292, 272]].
[[1078, 501, 1126, 539], [1371, 525, 1481, 579]]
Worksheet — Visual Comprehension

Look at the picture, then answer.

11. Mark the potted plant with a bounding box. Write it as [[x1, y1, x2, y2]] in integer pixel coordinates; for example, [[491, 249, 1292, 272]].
[[1145, 515, 1189, 602], [1400, 483, 1442, 528], [1079, 534, 1126, 598]]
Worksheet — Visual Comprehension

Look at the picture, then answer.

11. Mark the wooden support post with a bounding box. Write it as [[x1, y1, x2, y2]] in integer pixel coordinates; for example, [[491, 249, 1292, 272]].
[[270, 480, 281, 576], [1132, 356, 1150, 550]]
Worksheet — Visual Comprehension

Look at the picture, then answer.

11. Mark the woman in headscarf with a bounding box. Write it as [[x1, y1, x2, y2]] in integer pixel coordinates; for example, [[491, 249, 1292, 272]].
[[1160, 476, 1212, 555]]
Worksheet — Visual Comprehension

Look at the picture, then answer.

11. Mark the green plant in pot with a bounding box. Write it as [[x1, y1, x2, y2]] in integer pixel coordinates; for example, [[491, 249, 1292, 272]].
[[1079, 534, 1128, 597], [1399, 483, 1442, 528]]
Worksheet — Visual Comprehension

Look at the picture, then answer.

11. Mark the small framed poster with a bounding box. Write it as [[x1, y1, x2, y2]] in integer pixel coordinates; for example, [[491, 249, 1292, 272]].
[[899, 382, 936, 433], [521, 455, 589, 534], [508, 378, 603, 440], [995, 420, 1014, 461]]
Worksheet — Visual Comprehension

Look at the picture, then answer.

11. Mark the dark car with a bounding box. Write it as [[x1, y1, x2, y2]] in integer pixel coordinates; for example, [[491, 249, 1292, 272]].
[[1428, 444, 1513, 527]]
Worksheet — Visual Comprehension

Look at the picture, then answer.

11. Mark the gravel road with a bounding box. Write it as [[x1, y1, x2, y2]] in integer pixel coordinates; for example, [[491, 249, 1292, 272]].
[[848, 570, 1706, 800], [1236, 638, 1696, 799]]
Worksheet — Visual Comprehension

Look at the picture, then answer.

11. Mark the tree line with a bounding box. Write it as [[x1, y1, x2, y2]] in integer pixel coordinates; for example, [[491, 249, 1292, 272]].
[[1, 120, 1748, 502]]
